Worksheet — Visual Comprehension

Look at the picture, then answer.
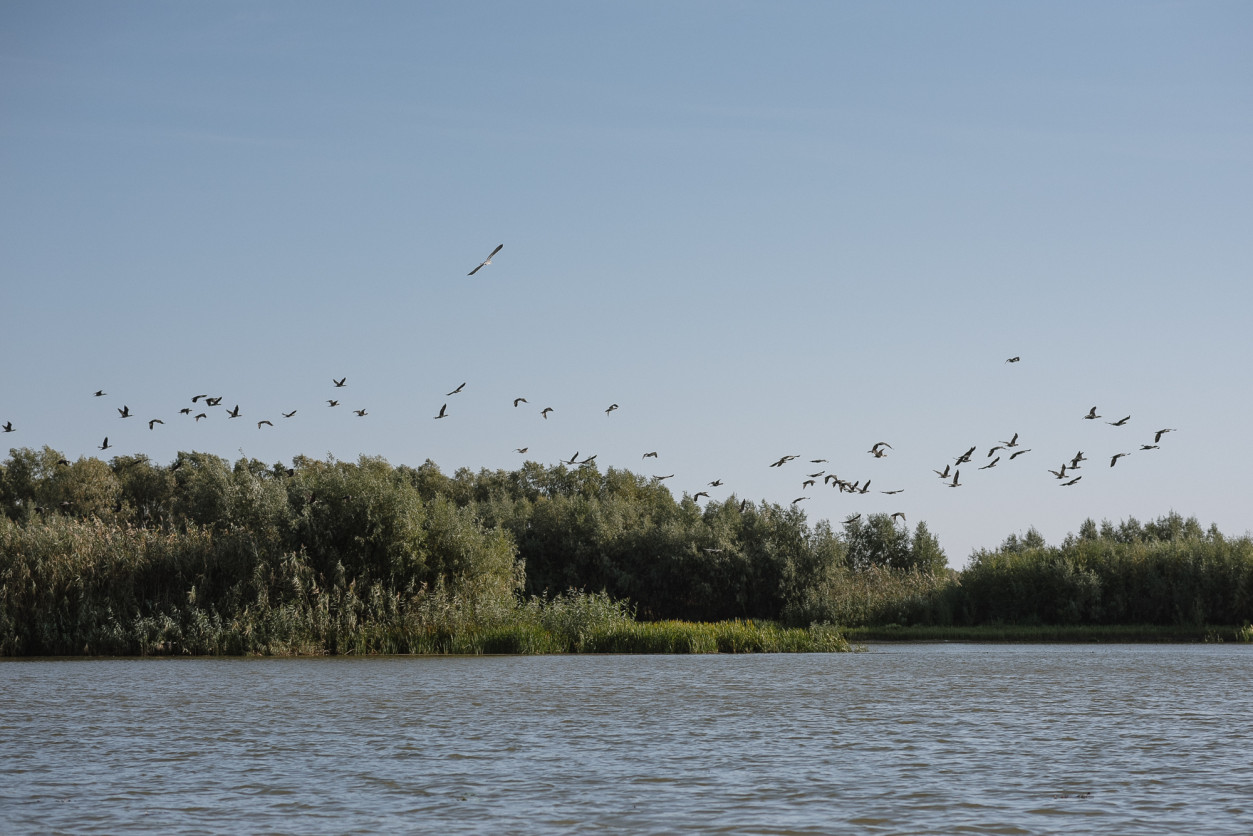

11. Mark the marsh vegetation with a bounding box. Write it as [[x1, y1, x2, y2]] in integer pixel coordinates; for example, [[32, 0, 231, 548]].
[[1, 447, 1249, 655]]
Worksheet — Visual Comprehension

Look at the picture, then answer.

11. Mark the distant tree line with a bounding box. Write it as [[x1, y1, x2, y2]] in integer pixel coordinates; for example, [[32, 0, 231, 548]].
[[1, 447, 1249, 655]]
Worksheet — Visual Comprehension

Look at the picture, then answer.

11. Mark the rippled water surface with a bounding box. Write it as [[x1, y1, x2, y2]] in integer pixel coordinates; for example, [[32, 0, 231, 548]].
[[3, 645, 1252, 834]]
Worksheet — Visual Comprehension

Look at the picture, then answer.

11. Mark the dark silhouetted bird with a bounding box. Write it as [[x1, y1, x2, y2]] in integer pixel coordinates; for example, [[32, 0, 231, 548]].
[[1107, 415, 1131, 427], [693, 491, 710, 501], [327, 400, 339, 407], [655, 474, 674, 480], [2, 421, 13, 433], [1005, 356, 1020, 363], [94, 390, 106, 397], [333, 377, 346, 387], [1001, 432, 1020, 447], [435, 403, 448, 419], [514, 447, 528, 453], [227, 405, 241, 418], [118, 406, 131, 418], [353, 409, 367, 417], [467, 244, 503, 276], [148, 419, 163, 430], [891, 512, 907, 523], [1154, 428, 1176, 443], [194, 413, 207, 421], [1140, 444, 1159, 451], [642, 451, 658, 459], [513, 397, 528, 407], [1009, 449, 1031, 460], [99, 437, 110, 450], [1110, 452, 1130, 467], [447, 382, 466, 396], [1084, 406, 1100, 420], [258, 420, 273, 428], [980, 457, 1000, 470], [605, 403, 618, 414], [283, 410, 297, 418], [882, 489, 904, 495], [541, 407, 553, 419], [1062, 476, 1082, 486], [179, 408, 191, 415]]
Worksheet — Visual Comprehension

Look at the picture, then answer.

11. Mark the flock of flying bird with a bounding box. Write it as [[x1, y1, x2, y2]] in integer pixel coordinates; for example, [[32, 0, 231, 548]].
[[3, 245, 1179, 531]]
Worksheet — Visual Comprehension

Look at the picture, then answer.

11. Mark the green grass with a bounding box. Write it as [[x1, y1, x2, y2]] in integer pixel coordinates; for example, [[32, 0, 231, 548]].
[[843, 623, 1253, 643]]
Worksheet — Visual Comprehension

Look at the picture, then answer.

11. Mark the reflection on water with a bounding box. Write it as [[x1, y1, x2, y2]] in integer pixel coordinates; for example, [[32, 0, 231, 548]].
[[2, 645, 1251, 835]]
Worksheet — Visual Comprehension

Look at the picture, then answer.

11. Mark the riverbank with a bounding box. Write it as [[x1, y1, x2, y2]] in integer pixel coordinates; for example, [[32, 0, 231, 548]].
[[843, 623, 1253, 643]]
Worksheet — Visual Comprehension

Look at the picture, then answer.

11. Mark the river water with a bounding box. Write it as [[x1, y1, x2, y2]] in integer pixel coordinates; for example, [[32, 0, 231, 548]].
[[2, 644, 1251, 835]]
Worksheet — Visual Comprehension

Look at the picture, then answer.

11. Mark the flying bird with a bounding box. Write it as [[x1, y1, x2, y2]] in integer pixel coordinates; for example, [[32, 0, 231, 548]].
[[99, 437, 110, 450], [283, 410, 297, 418], [258, 420, 273, 428], [934, 464, 951, 479], [93, 390, 107, 397], [891, 512, 907, 523], [955, 446, 976, 464], [1107, 415, 1131, 427], [333, 377, 347, 387], [447, 382, 466, 396], [1062, 476, 1082, 486], [2, 421, 13, 433], [642, 451, 658, 459], [227, 405, 241, 418], [118, 406, 131, 418], [1001, 433, 1020, 448], [148, 419, 163, 430], [693, 491, 710, 501], [655, 474, 674, 480], [191, 394, 208, 403], [179, 408, 191, 415], [708, 479, 723, 487], [327, 400, 339, 407], [980, 457, 1000, 470], [1005, 356, 1020, 363], [353, 409, 367, 417], [467, 244, 503, 276], [1154, 428, 1176, 443], [205, 397, 222, 406], [541, 407, 554, 419], [194, 413, 207, 421], [1140, 444, 1159, 451], [1110, 452, 1131, 467], [434, 404, 448, 419], [1009, 449, 1031, 460], [947, 470, 962, 488], [514, 447, 528, 454], [882, 489, 904, 495], [791, 497, 808, 504], [770, 455, 799, 468], [1084, 407, 1101, 420], [605, 404, 619, 414], [513, 397, 528, 407]]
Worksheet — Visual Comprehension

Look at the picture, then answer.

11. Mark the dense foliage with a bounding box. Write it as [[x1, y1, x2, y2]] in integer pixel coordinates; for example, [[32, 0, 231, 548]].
[[2, 446, 1250, 655]]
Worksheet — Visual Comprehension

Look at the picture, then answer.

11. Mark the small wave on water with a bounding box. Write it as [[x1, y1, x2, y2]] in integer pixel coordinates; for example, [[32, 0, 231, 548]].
[[2, 646, 1251, 835]]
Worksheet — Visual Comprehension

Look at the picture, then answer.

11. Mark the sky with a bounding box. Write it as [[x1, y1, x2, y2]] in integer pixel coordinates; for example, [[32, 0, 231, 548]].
[[2, 1, 1250, 567]]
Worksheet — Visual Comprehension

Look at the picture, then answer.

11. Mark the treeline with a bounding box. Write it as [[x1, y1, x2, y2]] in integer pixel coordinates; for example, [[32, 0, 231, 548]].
[[1, 447, 1250, 655]]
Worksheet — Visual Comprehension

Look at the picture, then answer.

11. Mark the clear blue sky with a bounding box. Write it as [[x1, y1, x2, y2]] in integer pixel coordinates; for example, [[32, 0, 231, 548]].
[[3, 2, 1250, 566]]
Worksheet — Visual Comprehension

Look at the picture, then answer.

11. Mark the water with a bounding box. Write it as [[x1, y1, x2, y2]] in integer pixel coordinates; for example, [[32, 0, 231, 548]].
[[2, 645, 1251, 835]]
